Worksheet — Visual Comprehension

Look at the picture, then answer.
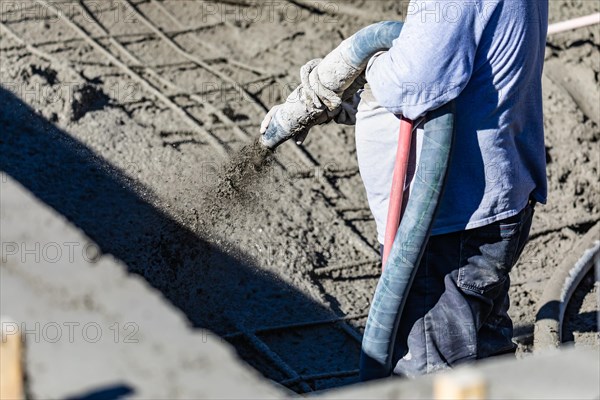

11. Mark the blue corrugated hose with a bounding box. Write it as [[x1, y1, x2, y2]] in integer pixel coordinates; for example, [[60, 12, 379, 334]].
[[361, 102, 455, 380]]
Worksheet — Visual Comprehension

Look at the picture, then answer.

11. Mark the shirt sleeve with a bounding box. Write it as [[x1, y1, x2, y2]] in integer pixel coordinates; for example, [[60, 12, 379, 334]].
[[366, 0, 497, 119]]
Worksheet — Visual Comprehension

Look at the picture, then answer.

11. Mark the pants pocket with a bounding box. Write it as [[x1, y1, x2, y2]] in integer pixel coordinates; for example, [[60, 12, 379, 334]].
[[457, 216, 524, 296]]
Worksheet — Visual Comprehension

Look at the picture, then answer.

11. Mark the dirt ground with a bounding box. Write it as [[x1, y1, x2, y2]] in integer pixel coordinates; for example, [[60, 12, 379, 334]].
[[1, 0, 598, 393]]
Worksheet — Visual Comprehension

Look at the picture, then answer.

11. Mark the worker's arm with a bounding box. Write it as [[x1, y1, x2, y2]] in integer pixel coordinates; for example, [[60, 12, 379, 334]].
[[366, 1, 498, 120]]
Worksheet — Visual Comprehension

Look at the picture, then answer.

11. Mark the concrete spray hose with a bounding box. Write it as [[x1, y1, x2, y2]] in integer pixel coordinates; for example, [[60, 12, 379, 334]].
[[259, 21, 455, 380]]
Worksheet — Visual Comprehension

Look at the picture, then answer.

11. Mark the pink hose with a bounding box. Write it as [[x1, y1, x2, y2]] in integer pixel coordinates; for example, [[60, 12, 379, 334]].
[[382, 117, 413, 268]]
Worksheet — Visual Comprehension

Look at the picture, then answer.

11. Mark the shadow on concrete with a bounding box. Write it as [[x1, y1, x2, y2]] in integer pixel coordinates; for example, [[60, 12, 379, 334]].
[[65, 384, 134, 400], [0, 88, 360, 390]]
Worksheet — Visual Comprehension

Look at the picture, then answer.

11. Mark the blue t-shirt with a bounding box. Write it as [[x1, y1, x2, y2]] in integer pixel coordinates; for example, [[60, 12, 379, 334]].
[[365, 0, 548, 236]]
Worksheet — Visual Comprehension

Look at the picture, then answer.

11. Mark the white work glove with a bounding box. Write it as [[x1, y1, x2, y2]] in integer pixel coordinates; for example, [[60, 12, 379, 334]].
[[259, 103, 328, 145], [260, 59, 364, 145], [301, 58, 362, 126]]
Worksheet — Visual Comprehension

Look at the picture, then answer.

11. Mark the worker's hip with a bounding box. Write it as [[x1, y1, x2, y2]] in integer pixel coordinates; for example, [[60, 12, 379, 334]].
[[455, 200, 534, 296]]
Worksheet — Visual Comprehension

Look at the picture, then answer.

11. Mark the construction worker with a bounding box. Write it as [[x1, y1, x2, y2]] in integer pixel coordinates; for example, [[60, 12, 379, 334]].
[[262, 0, 548, 377]]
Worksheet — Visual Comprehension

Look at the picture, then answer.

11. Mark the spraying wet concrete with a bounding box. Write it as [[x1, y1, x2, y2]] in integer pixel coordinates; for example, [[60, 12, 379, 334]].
[[207, 140, 274, 210], [1, 0, 598, 394]]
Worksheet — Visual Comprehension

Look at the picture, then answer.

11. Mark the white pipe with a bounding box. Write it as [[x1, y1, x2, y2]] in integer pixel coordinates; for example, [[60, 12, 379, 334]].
[[548, 13, 600, 35]]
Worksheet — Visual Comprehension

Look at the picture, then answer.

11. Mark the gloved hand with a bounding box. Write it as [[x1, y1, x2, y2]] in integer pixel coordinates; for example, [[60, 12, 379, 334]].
[[259, 103, 329, 145], [260, 58, 365, 145], [300, 58, 364, 127]]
